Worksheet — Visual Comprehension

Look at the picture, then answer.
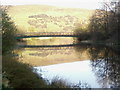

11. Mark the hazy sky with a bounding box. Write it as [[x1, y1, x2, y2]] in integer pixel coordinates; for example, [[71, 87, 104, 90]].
[[1, 0, 109, 9]]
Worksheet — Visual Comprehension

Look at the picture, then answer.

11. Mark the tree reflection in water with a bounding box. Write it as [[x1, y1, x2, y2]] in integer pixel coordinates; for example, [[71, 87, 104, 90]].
[[88, 45, 120, 88], [75, 44, 120, 88]]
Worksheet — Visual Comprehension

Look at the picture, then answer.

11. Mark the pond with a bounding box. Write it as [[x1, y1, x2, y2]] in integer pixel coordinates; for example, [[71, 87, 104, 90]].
[[16, 37, 120, 88]]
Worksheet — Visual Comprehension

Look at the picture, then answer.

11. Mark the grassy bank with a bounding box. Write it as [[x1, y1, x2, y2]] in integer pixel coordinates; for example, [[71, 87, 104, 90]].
[[2, 55, 47, 88]]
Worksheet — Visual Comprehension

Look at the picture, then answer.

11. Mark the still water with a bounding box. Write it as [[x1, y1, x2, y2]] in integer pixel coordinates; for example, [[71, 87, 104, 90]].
[[16, 37, 120, 88], [34, 60, 100, 88]]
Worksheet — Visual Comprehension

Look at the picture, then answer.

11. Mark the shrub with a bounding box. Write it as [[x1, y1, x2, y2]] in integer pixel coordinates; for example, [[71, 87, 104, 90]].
[[3, 56, 47, 88]]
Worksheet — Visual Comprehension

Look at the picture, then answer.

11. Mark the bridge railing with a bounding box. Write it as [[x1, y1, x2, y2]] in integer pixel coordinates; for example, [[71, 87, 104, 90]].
[[17, 32, 77, 36]]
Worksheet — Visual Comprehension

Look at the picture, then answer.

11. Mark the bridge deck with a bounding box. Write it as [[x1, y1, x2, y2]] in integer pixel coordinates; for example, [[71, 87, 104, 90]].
[[16, 32, 80, 39]]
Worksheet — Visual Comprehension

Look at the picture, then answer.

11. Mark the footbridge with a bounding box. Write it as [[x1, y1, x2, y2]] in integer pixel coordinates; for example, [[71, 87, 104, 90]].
[[16, 32, 80, 39]]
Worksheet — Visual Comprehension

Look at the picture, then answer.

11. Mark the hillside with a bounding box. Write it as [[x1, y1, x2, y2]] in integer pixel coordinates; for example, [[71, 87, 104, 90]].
[[7, 5, 95, 33]]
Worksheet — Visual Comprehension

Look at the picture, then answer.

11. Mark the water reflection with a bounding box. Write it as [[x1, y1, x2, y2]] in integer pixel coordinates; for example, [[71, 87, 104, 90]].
[[33, 45, 120, 88], [88, 45, 120, 88], [16, 37, 120, 88], [15, 44, 90, 66], [24, 37, 74, 45]]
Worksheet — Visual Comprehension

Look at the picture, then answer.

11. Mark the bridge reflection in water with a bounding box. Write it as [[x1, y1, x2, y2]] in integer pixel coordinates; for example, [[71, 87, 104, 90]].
[[18, 43, 84, 48], [16, 44, 90, 66]]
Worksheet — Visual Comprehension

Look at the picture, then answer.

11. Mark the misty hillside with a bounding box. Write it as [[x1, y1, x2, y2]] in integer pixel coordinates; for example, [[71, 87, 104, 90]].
[[7, 5, 95, 33]]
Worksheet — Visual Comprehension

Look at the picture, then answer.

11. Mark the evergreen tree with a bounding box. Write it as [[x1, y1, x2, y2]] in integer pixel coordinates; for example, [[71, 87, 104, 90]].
[[1, 7, 17, 54]]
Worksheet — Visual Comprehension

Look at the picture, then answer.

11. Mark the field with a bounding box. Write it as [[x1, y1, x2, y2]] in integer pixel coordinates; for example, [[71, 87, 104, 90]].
[[7, 5, 95, 33]]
